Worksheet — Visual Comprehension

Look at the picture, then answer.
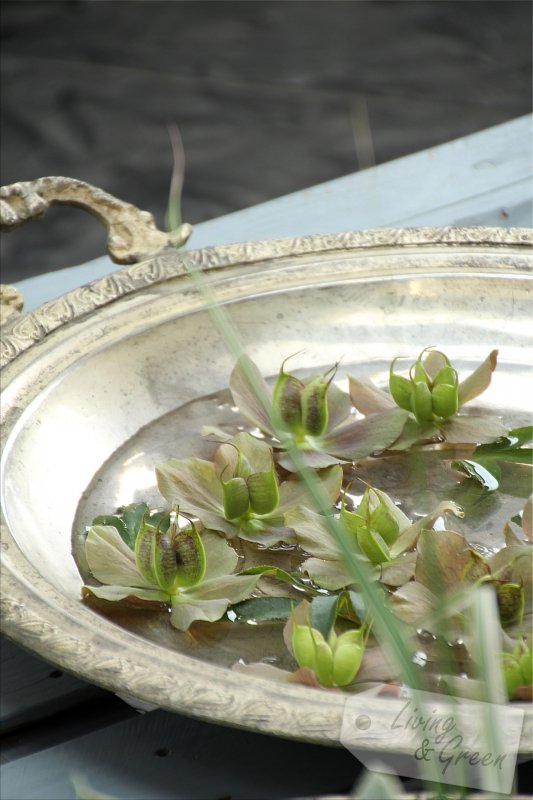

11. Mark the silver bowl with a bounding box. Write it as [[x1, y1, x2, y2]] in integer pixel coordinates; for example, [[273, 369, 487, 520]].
[[1, 178, 531, 750]]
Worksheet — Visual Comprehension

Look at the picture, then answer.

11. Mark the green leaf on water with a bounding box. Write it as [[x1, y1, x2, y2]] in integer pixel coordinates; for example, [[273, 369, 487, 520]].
[[310, 594, 339, 638], [452, 426, 533, 492], [229, 596, 293, 622]]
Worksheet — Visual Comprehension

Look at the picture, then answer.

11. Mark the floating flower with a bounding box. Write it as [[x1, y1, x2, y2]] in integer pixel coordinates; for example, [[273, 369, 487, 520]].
[[82, 514, 262, 631], [229, 354, 409, 470], [349, 348, 507, 448], [156, 431, 343, 544], [286, 487, 464, 590]]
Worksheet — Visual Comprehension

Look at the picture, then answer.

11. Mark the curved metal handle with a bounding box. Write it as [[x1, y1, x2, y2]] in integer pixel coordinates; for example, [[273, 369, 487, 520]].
[[0, 176, 192, 264]]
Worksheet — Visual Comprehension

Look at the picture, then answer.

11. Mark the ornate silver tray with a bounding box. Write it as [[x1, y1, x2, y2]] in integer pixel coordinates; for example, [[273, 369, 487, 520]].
[[1, 179, 532, 750]]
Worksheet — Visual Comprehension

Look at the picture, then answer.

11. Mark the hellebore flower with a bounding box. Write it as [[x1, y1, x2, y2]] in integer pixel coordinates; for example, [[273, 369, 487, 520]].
[[291, 618, 365, 688], [229, 354, 409, 470], [156, 431, 343, 544], [391, 510, 532, 636], [349, 348, 507, 448], [286, 487, 464, 590], [82, 514, 261, 631]]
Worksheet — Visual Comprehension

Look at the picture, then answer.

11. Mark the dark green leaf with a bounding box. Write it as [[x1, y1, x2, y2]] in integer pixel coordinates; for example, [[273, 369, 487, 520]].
[[310, 594, 339, 638], [241, 565, 315, 594], [123, 502, 150, 545], [451, 459, 501, 491], [348, 590, 367, 623], [229, 596, 293, 622], [91, 515, 128, 544]]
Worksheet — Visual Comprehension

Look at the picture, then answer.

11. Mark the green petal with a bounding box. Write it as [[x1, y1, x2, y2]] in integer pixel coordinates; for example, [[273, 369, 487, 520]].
[[85, 525, 153, 588]]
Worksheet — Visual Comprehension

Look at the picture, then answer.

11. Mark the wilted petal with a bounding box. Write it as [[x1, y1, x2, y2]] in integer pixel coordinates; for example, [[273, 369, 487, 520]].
[[277, 464, 342, 514], [348, 375, 396, 415], [379, 552, 417, 586], [322, 408, 409, 459], [390, 582, 438, 625], [229, 355, 274, 434], [442, 414, 507, 444], [82, 584, 168, 604], [85, 525, 153, 588], [415, 529, 471, 593], [457, 350, 498, 405], [325, 382, 353, 429]]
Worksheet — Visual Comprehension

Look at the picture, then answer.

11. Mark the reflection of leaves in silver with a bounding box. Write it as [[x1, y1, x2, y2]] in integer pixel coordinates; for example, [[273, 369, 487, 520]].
[[230, 355, 409, 470]]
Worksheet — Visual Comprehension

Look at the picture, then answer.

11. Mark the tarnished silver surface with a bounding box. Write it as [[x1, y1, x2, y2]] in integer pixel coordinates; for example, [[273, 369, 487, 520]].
[[1, 222, 532, 747], [0, 176, 192, 265]]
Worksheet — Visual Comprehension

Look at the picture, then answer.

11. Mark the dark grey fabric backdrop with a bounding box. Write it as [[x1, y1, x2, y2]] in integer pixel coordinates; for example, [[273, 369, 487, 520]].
[[1, 0, 531, 282]]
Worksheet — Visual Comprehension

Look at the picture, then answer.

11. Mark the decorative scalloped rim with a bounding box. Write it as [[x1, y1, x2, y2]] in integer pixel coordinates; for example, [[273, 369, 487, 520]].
[[1, 226, 532, 747], [2, 226, 532, 368]]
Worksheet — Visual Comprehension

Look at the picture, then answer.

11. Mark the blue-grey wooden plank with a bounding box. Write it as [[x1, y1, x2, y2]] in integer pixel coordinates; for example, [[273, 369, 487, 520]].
[[0, 708, 361, 800], [13, 115, 532, 314], [0, 636, 106, 734]]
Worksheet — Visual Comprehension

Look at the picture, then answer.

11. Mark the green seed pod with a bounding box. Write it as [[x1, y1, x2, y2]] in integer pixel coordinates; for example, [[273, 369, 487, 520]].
[[389, 358, 414, 411], [301, 376, 329, 436], [431, 382, 459, 419], [432, 364, 458, 388], [496, 581, 524, 625], [169, 517, 206, 589], [369, 502, 400, 547], [134, 516, 159, 585], [332, 629, 365, 687], [292, 622, 320, 671], [247, 467, 279, 515], [410, 381, 434, 423], [356, 527, 392, 564], [222, 476, 250, 520], [313, 637, 334, 687], [271, 359, 305, 432], [503, 643, 532, 698], [412, 359, 432, 387]]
